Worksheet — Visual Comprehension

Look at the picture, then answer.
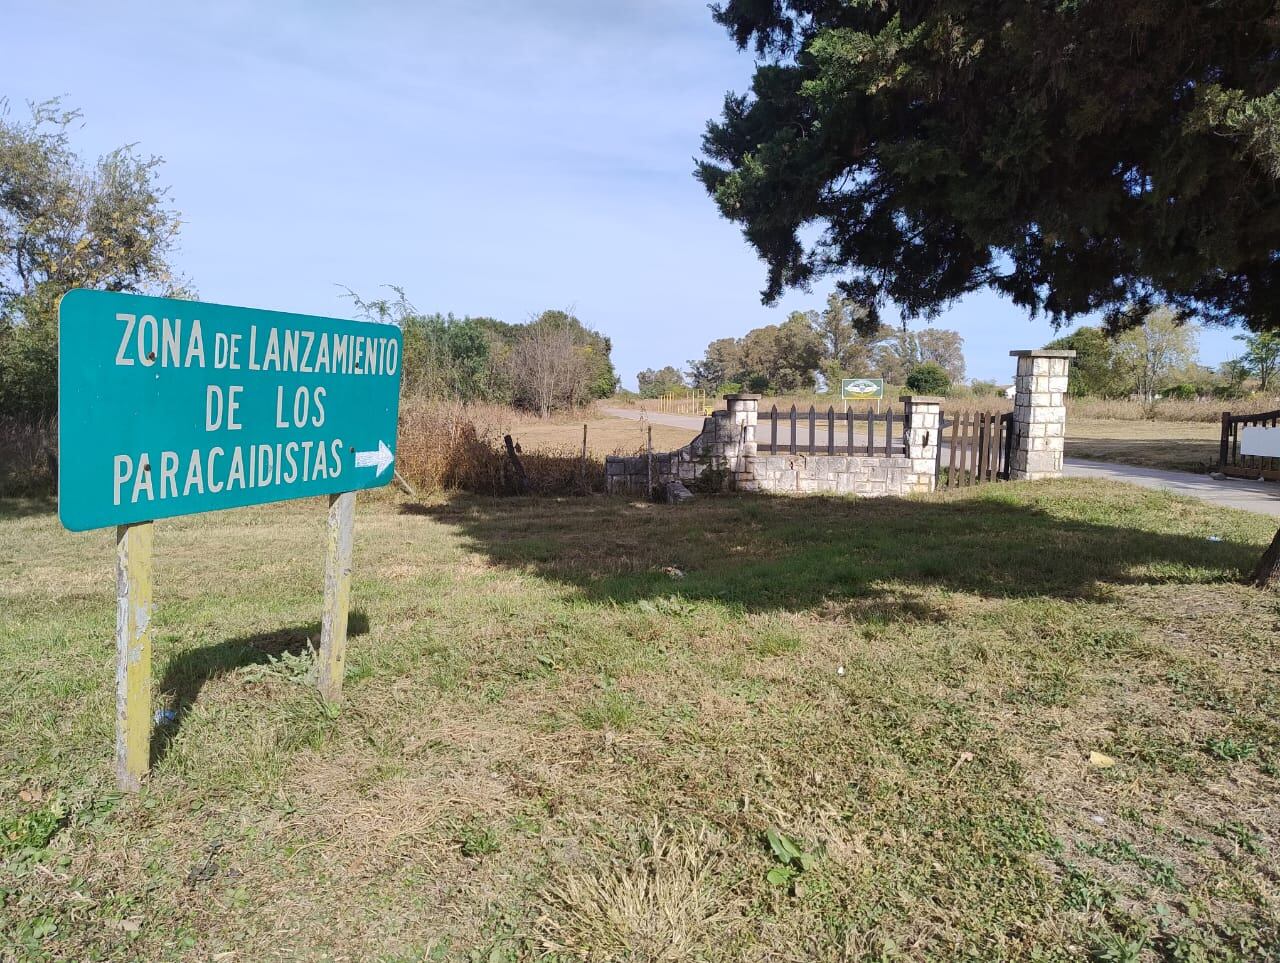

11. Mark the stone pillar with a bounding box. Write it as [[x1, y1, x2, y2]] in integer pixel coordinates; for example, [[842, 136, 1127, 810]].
[[724, 393, 759, 491], [725, 394, 759, 455], [901, 396, 942, 493], [1008, 349, 1075, 480]]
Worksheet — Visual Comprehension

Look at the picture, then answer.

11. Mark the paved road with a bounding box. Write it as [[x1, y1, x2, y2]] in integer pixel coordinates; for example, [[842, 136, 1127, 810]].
[[601, 407, 1280, 517]]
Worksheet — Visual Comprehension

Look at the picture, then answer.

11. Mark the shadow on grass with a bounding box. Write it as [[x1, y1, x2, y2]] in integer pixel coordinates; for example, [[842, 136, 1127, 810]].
[[403, 487, 1263, 613], [150, 612, 369, 764]]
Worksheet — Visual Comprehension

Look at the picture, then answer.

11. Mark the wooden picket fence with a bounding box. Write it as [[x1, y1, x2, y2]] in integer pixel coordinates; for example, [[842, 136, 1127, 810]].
[[938, 410, 1015, 489], [753, 404, 1015, 489], [757, 404, 905, 456], [1219, 407, 1280, 480]]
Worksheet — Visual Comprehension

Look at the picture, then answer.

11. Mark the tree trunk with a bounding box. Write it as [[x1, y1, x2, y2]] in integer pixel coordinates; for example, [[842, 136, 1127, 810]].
[[1253, 526, 1280, 588]]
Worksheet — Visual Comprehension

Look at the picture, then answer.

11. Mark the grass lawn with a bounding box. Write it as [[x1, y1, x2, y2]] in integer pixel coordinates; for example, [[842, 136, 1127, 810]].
[[1065, 420, 1222, 474], [2, 480, 1278, 961]]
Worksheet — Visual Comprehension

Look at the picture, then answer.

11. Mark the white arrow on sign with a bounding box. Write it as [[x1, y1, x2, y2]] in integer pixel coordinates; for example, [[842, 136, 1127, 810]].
[[1241, 426, 1280, 459], [354, 440, 394, 476]]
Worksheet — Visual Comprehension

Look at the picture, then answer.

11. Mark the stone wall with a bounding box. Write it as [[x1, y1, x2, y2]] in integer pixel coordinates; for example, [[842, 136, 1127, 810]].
[[603, 413, 728, 495], [604, 398, 748, 495], [747, 453, 926, 496], [606, 350, 1075, 498], [605, 394, 941, 498]]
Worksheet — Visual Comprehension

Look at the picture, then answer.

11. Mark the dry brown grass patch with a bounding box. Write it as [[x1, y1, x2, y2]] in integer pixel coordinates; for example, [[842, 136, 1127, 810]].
[[0, 416, 57, 496], [534, 820, 744, 962], [396, 399, 655, 496]]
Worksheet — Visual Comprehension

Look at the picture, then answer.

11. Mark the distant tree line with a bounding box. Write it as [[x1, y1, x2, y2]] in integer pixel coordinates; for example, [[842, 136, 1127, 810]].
[[347, 289, 617, 417], [681, 293, 965, 395], [635, 365, 688, 399], [668, 301, 1277, 404]]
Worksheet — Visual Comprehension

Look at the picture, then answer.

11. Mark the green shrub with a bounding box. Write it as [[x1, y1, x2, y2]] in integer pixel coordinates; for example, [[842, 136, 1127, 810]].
[[905, 362, 951, 396]]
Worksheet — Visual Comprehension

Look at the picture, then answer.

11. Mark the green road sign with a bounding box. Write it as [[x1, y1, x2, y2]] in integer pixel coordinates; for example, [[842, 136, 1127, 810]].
[[841, 377, 884, 400], [58, 290, 403, 531]]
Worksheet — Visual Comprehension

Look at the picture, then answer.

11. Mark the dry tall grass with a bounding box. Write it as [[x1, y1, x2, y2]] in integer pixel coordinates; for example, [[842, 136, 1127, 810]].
[[1068, 394, 1280, 422], [396, 401, 507, 494], [395, 398, 615, 496], [0, 416, 56, 496], [535, 821, 741, 960]]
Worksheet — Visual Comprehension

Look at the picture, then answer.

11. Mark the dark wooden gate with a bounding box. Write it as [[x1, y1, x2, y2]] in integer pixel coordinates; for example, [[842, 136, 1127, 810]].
[[1219, 408, 1280, 480], [938, 410, 1015, 489], [757, 404, 905, 455]]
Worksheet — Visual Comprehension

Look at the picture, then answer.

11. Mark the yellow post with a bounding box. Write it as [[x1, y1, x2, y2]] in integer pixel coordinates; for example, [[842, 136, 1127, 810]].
[[317, 491, 355, 703], [115, 521, 153, 792]]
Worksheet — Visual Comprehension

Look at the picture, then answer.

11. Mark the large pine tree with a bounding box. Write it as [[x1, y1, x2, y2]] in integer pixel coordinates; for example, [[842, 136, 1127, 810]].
[[697, 0, 1280, 585]]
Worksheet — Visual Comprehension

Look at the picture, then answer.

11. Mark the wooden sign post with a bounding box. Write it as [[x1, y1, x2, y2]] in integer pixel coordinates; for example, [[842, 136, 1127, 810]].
[[59, 290, 401, 789], [115, 520, 154, 791], [113, 497, 356, 791], [317, 491, 355, 703]]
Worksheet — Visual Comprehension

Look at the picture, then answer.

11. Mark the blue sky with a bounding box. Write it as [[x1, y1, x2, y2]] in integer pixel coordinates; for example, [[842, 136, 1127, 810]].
[[8, 0, 1242, 387]]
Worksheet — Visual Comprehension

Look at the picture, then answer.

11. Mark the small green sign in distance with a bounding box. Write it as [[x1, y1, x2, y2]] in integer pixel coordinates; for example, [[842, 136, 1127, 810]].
[[841, 377, 884, 400], [58, 290, 403, 531]]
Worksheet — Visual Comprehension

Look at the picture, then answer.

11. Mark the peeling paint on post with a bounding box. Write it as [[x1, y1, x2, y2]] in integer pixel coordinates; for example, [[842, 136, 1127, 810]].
[[317, 491, 355, 703], [115, 520, 153, 791]]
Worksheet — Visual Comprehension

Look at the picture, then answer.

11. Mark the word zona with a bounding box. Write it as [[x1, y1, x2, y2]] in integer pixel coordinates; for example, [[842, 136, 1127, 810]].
[[112, 311, 399, 376]]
